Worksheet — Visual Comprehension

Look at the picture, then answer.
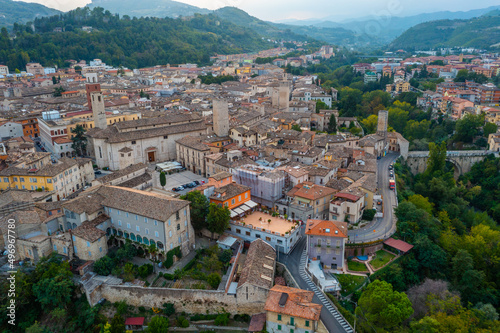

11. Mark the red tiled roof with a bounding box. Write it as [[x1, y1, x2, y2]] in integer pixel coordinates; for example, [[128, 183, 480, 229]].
[[384, 238, 413, 253], [305, 219, 348, 238], [335, 192, 360, 202], [125, 317, 145, 326]]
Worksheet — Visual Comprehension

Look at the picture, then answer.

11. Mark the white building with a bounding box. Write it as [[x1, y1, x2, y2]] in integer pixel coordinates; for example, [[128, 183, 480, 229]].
[[0, 121, 24, 140]]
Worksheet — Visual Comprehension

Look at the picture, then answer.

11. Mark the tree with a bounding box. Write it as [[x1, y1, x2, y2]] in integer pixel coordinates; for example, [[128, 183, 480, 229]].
[[291, 124, 302, 132], [163, 303, 175, 316], [316, 100, 329, 113], [101, 322, 111, 333], [93, 256, 115, 276], [53, 86, 65, 97], [110, 314, 125, 333], [207, 272, 222, 289], [361, 114, 378, 134], [180, 191, 209, 231], [408, 194, 434, 215], [454, 114, 482, 143], [483, 122, 498, 139], [327, 114, 337, 134], [52, 76, 57, 84], [159, 171, 166, 188], [71, 124, 87, 156], [149, 243, 158, 262], [147, 316, 169, 333], [356, 280, 413, 330], [426, 142, 447, 176], [206, 203, 230, 238]]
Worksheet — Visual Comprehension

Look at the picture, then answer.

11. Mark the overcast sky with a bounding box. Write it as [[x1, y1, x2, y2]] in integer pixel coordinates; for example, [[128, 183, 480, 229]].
[[19, 0, 500, 21]]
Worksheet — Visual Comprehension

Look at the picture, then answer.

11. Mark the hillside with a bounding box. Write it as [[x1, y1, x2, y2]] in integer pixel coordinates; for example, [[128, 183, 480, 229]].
[[389, 14, 500, 50], [0, 7, 273, 70], [277, 5, 500, 43], [213, 7, 309, 42], [87, 0, 210, 18], [0, 0, 61, 28]]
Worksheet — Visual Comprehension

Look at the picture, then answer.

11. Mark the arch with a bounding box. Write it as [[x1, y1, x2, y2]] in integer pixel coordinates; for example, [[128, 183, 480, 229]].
[[143, 238, 149, 245], [66, 222, 71, 230], [124, 232, 129, 239], [130, 233, 136, 241], [72, 223, 77, 229], [137, 235, 142, 244], [150, 239, 156, 247], [117, 230, 123, 237], [157, 242, 164, 250], [106, 228, 111, 236], [445, 158, 463, 179]]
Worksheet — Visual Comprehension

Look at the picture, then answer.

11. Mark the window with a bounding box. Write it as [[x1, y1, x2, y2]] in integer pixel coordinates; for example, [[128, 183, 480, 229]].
[[154, 220, 158, 226], [155, 231, 159, 238], [144, 217, 148, 223], [236, 229, 241, 234], [176, 211, 180, 220], [238, 195, 241, 201], [127, 223, 131, 229], [99, 247, 102, 253], [13, 177, 17, 182], [178, 236, 181, 244], [305, 320, 310, 327], [20, 177, 25, 182], [278, 325, 282, 330], [131, 140, 136, 144], [246, 231, 251, 236], [47, 178, 51, 183], [63, 247, 67, 254], [176, 223, 180, 230], [290, 317, 294, 325], [145, 228, 149, 235], [290, 330, 294, 333], [277, 239, 283, 244], [136, 226, 140, 232], [118, 221, 122, 226], [117, 210, 121, 215], [3, 178, 8, 183], [278, 314, 282, 321], [88, 251, 92, 257], [87, 241, 90, 247], [231, 199, 235, 205], [135, 215, 138, 220], [126, 212, 129, 217], [184, 220, 187, 226], [53, 245, 57, 251], [266, 236, 271, 241], [168, 220, 171, 226], [184, 209, 187, 216]]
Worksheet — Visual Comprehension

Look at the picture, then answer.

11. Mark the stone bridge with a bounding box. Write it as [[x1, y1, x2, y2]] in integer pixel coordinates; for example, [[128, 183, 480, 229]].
[[404, 150, 499, 178]]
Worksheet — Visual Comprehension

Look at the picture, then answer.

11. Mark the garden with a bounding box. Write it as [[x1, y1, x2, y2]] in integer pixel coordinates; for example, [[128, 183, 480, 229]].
[[347, 259, 368, 272], [334, 273, 368, 297], [152, 245, 233, 290], [369, 249, 396, 270]]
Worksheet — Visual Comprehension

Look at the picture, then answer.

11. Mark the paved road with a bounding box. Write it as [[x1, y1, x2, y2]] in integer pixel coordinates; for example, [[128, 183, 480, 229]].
[[279, 230, 353, 333], [347, 153, 399, 243]]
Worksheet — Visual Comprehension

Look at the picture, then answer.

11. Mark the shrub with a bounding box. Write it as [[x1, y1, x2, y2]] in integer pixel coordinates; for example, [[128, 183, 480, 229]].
[[163, 303, 175, 317], [190, 314, 218, 321], [207, 272, 221, 289], [362, 209, 376, 221], [218, 249, 233, 264], [234, 314, 251, 322], [115, 301, 128, 316], [138, 306, 146, 313], [176, 316, 189, 328], [163, 273, 175, 280], [214, 313, 229, 326], [137, 264, 154, 278]]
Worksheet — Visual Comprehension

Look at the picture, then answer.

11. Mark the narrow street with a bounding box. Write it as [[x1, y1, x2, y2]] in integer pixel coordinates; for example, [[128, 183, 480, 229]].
[[347, 153, 400, 243], [279, 229, 353, 333]]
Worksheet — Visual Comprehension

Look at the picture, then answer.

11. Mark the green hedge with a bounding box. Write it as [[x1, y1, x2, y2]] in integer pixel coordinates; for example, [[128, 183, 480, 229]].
[[163, 246, 182, 268]]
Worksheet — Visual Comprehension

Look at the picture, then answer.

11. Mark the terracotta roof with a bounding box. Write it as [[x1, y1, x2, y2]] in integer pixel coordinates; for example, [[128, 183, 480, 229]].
[[124, 317, 145, 326], [238, 239, 275, 290], [305, 219, 348, 238], [63, 192, 105, 215], [335, 192, 361, 202], [264, 285, 322, 321], [210, 171, 232, 181], [287, 182, 336, 200], [97, 185, 189, 222], [210, 183, 250, 201], [71, 214, 108, 242], [384, 238, 414, 253]]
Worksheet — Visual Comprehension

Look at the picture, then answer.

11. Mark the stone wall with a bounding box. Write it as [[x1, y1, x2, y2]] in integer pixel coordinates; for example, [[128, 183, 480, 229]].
[[345, 242, 383, 257], [91, 284, 266, 314]]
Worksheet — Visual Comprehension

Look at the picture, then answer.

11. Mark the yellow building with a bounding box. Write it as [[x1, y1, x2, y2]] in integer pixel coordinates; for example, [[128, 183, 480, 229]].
[[0, 152, 94, 200], [67, 111, 141, 138]]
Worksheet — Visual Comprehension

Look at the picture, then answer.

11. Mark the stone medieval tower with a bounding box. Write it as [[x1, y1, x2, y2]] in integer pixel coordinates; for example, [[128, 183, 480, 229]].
[[213, 99, 229, 137]]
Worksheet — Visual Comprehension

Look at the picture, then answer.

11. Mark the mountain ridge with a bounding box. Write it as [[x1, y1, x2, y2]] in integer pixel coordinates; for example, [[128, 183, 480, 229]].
[[0, 0, 61, 28]]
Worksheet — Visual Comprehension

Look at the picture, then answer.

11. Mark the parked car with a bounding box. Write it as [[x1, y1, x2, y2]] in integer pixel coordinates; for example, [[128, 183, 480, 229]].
[[193, 180, 201, 185], [95, 170, 102, 175], [177, 186, 185, 191], [172, 187, 179, 192]]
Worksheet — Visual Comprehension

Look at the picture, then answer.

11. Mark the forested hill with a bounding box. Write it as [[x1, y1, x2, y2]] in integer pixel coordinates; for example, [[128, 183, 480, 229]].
[[388, 13, 500, 50], [0, 7, 273, 70], [0, 0, 61, 28], [87, 0, 210, 18]]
